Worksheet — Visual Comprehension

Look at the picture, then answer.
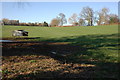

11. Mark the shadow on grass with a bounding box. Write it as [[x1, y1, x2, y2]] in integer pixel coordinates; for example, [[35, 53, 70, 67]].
[[2, 33, 119, 79]]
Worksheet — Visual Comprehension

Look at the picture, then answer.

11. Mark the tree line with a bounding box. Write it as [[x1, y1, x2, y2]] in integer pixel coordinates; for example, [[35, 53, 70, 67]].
[[50, 7, 119, 26], [1, 6, 119, 27], [1, 19, 49, 27]]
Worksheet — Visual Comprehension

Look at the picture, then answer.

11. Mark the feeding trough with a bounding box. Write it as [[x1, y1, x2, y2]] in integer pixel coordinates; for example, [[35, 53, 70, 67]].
[[12, 30, 28, 36]]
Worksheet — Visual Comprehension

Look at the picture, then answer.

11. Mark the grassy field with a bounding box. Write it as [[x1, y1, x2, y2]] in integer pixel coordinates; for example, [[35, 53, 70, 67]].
[[2, 25, 118, 38], [1, 25, 119, 79]]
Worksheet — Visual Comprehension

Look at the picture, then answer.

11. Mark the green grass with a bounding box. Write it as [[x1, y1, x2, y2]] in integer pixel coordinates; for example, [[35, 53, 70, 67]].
[[2, 25, 119, 79], [2, 25, 118, 38], [2, 25, 118, 63], [29, 60, 37, 63]]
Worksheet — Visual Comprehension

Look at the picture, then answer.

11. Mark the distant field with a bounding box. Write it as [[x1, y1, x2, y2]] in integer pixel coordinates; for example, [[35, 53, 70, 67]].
[[2, 25, 118, 39]]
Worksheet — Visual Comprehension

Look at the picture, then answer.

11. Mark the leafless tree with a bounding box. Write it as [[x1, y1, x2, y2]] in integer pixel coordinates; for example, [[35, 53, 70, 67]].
[[80, 6, 94, 26], [57, 13, 67, 26], [68, 13, 78, 26], [78, 18, 85, 26], [50, 18, 60, 27], [108, 14, 119, 24], [97, 7, 110, 25], [2, 18, 19, 25], [2, 18, 9, 25]]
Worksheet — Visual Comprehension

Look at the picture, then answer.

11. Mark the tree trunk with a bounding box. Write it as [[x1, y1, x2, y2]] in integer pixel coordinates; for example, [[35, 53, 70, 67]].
[[90, 18, 93, 26]]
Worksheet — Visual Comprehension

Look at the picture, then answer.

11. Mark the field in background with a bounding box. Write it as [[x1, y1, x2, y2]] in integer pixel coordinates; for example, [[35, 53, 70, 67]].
[[2, 25, 118, 39], [2, 25, 119, 79]]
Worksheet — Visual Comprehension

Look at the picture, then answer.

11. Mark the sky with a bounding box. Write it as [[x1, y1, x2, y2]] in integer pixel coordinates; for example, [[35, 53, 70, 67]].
[[2, 2, 118, 25]]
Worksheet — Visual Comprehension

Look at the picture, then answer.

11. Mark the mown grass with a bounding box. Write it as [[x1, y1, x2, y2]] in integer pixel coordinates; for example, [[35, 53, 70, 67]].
[[2, 25, 119, 79], [2, 25, 118, 38]]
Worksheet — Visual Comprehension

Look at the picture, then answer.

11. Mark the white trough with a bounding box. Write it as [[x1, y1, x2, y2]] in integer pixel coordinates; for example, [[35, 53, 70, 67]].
[[12, 30, 28, 36]]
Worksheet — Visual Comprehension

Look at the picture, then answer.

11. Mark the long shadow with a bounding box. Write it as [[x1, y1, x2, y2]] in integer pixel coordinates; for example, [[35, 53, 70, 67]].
[[2, 33, 119, 79]]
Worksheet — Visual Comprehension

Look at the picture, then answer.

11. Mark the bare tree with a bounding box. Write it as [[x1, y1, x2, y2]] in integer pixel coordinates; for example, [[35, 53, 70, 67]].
[[80, 6, 94, 26], [78, 18, 85, 26], [108, 14, 119, 24], [57, 13, 67, 26], [97, 7, 110, 25], [68, 13, 78, 26], [2, 18, 9, 25], [50, 18, 60, 27]]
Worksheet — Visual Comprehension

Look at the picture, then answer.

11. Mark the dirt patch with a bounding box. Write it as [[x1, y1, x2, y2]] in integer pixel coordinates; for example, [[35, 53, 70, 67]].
[[2, 55, 96, 79], [2, 42, 118, 79]]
